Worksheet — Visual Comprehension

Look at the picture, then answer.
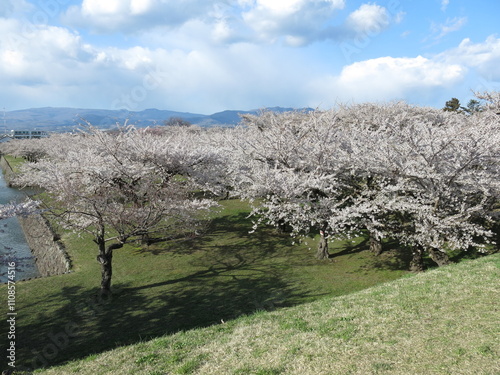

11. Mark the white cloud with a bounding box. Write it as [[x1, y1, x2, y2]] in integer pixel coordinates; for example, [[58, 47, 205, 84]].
[[439, 35, 500, 81], [62, 0, 399, 48], [342, 56, 463, 86], [0, 1, 15, 17], [0, 20, 126, 106], [63, 0, 219, 33], [0, 16, 315, 113], [441, 0, 450, 12], [237, 1, 406, 47], [308, 56, 466, 105], [241, 0, 345, 45], [430, 17, 467, 40], [394, 11, 406, 24], [0, 0, 33, 18], [0, 20, 96, 86], [79, 0, 154, 17], [249, 0, 305, 16], [345, 4, 389, 35], [322, 3, 401, 46], [4, 2, 497, 115], [1, 50, 27, 76], [81, 0, 123, 16], [130, 0, 154, 15], [212, 19, 234, 43]]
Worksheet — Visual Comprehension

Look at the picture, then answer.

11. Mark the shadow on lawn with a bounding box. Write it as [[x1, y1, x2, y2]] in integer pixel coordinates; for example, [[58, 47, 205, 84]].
[[134, 211, 258, 257], [329, 236, 414, 272], [11, 212, 316, 372], [329, 236, 370, 259], [364, 239, 414, 271]]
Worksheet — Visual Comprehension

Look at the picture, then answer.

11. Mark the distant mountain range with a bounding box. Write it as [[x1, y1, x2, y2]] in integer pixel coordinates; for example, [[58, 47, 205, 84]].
[[0, 106, 311, 132]]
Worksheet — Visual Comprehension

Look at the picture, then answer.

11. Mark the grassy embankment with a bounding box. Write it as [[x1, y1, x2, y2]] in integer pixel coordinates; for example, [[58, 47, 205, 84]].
[[3, 155, 26, 173], [32, 252, 500, 375]]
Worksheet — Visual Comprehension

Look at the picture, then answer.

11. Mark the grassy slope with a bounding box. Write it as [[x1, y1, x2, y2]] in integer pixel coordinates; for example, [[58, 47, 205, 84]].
[[34, 253, 500, 375], [3, 154, 25, 173], [1, 199, 410, 372]]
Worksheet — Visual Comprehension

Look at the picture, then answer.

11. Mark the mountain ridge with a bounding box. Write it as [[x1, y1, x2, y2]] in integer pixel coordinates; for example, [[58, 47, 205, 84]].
[[1, 106, 311, 132]]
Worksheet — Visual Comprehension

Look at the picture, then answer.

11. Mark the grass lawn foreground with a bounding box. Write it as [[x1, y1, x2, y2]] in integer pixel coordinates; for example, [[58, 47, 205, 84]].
[[27, 247, 500, 374]]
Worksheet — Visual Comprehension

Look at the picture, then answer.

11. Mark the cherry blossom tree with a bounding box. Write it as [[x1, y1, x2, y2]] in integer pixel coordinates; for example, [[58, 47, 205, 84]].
[[474, 90, 500, 114], [227, 109, 363, 259], [0, 137, 49, 162], [227, 100, 500, 269], [0, 200, 38, 220], [15, 126, 217, 294], [351, 104, 500, 270], [129, 126, 230, 197]]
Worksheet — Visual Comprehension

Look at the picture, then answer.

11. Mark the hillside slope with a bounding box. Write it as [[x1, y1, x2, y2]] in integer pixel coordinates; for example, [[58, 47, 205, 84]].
[[33, 253, 500, 375]]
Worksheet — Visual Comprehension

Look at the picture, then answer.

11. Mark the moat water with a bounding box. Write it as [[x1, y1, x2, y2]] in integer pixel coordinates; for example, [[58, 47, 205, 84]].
[[0, 169, 40, 283]]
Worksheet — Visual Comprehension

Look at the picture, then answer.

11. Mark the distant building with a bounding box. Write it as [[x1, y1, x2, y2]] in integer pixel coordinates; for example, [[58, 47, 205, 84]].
[[9, 130, 49, 139]]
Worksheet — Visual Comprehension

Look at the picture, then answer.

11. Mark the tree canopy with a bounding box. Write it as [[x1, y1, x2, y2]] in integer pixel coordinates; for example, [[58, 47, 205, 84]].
[[4, 91, 500, 279], [13, 126, 219, 294], [225, 100, 500, 269]]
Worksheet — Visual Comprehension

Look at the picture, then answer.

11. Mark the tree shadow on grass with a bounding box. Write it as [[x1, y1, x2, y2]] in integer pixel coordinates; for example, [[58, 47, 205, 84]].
[[133, 211, 258, 257], [7, 213, 314, 372], [448, 247, 493, 263], [360, 239, 473, 272], [9, 272, 303, 372], [362, 239, 415, 271], [329, 236, 414, 272], [329, 236, 370, 259]]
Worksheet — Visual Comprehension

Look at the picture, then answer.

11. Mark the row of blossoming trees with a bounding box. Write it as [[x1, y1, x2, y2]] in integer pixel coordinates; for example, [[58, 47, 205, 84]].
[[1, 92, 499, 293]]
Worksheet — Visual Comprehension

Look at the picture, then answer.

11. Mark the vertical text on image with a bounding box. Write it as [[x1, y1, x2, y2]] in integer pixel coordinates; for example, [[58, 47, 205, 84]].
[[6, 261, 17, 369]]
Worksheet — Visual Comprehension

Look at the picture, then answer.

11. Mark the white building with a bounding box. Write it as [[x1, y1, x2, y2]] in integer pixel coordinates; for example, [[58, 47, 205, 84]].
[[9, 130, 49, 139]]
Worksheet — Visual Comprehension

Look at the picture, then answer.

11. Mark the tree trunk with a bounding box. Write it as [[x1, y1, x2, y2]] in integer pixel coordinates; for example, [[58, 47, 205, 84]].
[[316, 233, 330, 260], [494, 221, 500, 253], [409, 246, 424, 272], [369, 233, 383, 256], [97, 249, 113, 296], [276, 218, 293, 234], [96, 241, 123, 296], [140, 233, 150, 246], [428, 247, 451, 267]]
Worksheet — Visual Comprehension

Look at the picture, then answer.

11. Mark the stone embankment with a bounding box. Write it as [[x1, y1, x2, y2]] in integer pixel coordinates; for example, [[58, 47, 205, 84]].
[[0, 155, 15, 186], [17, 214, 72, 277], [0, 155, 71, 279]]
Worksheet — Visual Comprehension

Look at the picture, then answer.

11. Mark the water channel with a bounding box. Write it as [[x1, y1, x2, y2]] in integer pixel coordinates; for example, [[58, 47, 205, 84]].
[[0, 168, 40, 283]]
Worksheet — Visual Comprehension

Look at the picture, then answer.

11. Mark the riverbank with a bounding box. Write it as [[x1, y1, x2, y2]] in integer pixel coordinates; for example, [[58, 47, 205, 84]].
[[0, 154, 16, 186], [0, 155, 71, 280]]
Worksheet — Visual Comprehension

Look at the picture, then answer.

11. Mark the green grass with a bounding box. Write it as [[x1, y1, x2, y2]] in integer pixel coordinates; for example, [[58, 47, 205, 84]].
[[0, 199, 412, 372], [3, 154, 25, 173], [29, 252, 500, 375]]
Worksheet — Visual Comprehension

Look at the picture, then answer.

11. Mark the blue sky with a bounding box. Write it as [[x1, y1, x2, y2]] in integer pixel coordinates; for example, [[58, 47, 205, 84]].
[[1, 0, 499, 114]]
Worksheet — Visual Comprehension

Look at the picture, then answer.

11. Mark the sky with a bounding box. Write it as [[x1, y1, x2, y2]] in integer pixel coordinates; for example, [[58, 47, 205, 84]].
[[1, 0, 499, 115]]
